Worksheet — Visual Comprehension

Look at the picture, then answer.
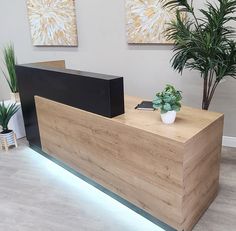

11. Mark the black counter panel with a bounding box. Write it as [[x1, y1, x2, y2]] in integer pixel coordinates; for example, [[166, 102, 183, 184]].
[[16, 64, 124, 147]]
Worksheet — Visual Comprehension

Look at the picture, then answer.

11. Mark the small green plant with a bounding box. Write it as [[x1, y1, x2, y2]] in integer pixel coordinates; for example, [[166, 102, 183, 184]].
[[153, 85, 182, 114], [0, 101, 19, 133], [2, 43, 18, 93]]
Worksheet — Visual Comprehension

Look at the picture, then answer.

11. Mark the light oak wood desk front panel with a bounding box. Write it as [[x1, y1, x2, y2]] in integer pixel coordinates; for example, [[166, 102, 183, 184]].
[[35, 96, 223, 231]]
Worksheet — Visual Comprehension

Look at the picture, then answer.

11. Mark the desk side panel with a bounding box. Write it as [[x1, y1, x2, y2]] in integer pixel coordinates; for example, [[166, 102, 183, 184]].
[[35, 96, 185, 230], [182, 116, 224, 231]]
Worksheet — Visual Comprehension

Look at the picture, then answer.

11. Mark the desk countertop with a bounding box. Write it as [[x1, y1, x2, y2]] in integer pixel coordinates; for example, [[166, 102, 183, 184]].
[[112, 96, 223, 144]]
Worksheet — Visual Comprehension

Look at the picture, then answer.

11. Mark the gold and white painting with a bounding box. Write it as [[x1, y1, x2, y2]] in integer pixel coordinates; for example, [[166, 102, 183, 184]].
[[26, 0, 78, 46], [126, 0, 176, 44]]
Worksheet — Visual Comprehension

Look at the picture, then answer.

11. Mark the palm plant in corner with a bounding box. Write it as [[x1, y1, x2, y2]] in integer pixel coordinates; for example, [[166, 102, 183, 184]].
[[162, 0, 236, 110], [2, 43, 19, 102]]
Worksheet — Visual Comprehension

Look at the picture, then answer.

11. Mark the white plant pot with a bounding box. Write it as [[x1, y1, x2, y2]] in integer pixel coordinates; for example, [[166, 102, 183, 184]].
[[160, 111, 176, 124], [0, 130, 15, 146], [4, 100, 26, 139], [10, 92, 20, 102]]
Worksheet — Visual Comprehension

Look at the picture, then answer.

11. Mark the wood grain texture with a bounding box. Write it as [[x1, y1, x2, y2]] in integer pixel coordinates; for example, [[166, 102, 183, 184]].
[[35, 96, 224, 231], [33, 60, 66, 69], [1, 140, 235, 231]]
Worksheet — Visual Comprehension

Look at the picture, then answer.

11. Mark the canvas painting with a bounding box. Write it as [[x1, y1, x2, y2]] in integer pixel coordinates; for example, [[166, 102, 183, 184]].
[[26, 0, 78, 46], [126, 0, 176, 44]]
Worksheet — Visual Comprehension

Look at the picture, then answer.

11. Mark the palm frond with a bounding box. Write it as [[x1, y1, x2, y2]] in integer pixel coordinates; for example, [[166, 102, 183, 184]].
[[163, 0, 236, 109], [160, 0, 193, 12]]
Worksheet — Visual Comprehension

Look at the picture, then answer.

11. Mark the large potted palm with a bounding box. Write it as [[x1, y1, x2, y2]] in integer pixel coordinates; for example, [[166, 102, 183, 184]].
[[2, 43, 19, 102], [0, 101, 19, 150], [162, 0, 236, 110]]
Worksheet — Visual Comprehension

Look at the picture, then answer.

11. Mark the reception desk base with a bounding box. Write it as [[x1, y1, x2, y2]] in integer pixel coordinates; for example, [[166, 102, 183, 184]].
[[34, 96, 223, 231], [30, 143, 176, 231]]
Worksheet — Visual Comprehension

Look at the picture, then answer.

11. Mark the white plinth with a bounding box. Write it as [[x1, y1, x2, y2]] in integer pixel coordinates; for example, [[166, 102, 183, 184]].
[[2, 100, 26, 139]]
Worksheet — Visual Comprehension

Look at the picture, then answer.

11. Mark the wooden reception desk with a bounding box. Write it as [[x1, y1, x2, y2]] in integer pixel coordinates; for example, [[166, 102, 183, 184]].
[[34, 95, 223, 231]]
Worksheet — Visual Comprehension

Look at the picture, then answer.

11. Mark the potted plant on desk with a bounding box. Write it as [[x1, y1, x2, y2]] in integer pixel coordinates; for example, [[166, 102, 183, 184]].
[[153, 84, 182, 124], [2, 43, 19, 102], [0, 101, 19, 151]]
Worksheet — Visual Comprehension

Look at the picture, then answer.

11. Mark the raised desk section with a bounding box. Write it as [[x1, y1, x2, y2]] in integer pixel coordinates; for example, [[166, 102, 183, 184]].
[[34, 95, 223, 231], [16, 60, 124, 147]]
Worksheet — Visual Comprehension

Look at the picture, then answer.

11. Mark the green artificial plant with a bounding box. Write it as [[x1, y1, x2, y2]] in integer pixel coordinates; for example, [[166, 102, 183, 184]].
[[2, 43, 18, 93], [0, 101, 19, 133], [153, 84, 182, 114], [162, 0, 236, 110]]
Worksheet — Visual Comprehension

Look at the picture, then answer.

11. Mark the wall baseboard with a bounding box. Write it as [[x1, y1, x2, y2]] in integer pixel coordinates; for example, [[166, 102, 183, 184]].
[[223, 136, 236, 148]]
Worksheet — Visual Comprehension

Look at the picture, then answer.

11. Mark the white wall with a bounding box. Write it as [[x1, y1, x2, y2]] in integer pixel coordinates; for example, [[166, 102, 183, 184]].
[[0, 0, 236, 136]]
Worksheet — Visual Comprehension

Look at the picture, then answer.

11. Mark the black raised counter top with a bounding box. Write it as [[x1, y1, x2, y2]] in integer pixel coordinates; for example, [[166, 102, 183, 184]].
[[16, 60, 124, 148], [20, 63, 122, 80]]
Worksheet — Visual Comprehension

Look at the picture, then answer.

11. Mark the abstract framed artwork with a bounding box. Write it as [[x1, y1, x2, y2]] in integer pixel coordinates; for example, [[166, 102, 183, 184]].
[[26, 0, 78, 46], [126, 0, 176, 44]]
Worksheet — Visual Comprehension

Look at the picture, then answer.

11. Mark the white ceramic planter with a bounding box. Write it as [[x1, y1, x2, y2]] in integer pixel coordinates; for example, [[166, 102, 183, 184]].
[[0, 131, 15, 146], [160, 111, 176, 124], [10, 92, 20, 102], [4, 100, 26, 139], [0, 130, 18, 151]]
